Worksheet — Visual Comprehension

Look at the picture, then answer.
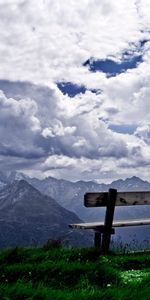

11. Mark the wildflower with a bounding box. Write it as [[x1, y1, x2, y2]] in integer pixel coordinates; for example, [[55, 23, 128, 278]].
[[107, 283, 111, 287]]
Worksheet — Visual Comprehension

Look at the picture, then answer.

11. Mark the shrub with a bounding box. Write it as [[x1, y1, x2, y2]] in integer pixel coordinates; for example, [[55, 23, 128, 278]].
[[42, 239, 61, 250]]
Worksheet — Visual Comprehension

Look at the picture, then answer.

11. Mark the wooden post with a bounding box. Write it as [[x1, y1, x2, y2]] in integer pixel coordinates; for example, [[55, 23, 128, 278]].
[[101, 188, 117, 254], [94, 231, 102, 248]]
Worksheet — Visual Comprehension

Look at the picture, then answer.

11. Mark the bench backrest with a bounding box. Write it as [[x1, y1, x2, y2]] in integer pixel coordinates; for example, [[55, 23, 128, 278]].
[[84, 189, 150, 253], [84, 191, 150, 207]]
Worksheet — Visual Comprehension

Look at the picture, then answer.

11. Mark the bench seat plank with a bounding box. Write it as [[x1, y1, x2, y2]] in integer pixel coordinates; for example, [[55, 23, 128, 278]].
[[85, 191, 150, 207], [69, 218, 150, 230]]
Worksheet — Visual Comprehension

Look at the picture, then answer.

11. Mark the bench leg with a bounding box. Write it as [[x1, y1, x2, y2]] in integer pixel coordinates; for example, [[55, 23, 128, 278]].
[[94, 231, 102, 248], [102, 188, 117, 254]]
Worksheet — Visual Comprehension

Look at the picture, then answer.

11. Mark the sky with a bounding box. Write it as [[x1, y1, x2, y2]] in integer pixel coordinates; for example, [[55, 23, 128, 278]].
[[0, 0, 150, 183]]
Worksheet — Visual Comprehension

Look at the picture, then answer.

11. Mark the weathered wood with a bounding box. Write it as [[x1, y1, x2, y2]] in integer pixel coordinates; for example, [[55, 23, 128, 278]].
[[69, 188, 150, 252], [113, 219, 150, 227], [84, 191, 150, 207], [69, 219, 150, 229], [69, 222, 104, 229], [84, 192, 108, 207], [101, 189, 117, 253], [94, 231, 101, 248]]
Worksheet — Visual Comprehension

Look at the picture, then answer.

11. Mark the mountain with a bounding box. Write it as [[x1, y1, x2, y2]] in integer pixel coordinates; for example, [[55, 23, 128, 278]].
[[0, 180, 92, 248], [26, 176, 105, 220], [26, 175, 150, 247], [0, 172, 150, 221], [0, 172, 149, 247], [0, 171, 29, 185], [110, 176, 150, 191], [24, 175, 150, 221]]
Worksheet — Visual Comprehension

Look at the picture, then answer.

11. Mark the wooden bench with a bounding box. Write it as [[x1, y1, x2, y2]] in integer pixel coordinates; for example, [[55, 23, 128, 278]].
[[69, 189, 150, 253]]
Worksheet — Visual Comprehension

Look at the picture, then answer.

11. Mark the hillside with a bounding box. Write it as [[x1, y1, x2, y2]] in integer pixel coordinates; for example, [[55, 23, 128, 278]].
[[0, 180, 92, 248], [0, 246, 149, 300]]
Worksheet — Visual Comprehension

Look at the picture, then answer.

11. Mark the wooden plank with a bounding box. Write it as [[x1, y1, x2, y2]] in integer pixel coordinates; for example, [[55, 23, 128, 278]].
[[117, 191, 150, 206], [69, 218, 150, 230], [69, 222, 104, 229], [84, 191, 150, 207], [102, 189, 117, 253], [113, 219, 150, 227], [84, 192, 108, 207], [94, 231, 102, 248]]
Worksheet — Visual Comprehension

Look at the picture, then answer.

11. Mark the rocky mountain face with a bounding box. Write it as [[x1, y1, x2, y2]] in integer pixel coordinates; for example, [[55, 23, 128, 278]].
[[0, 171, 28, 185], [26, 175, 150, 247], [0, 180, 92, 248], [110, 176, 150, 191], [0, 172, 150, 221], [0, 172, 149, 247], [24, 175, 150, 221]]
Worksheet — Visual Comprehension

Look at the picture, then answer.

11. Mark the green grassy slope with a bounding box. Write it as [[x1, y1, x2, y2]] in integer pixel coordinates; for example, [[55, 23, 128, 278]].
[[0, 246, 149, 300]]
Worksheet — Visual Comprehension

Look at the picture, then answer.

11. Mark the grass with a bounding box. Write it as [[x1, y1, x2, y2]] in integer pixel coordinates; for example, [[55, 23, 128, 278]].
[[0, 245, 149, 300]]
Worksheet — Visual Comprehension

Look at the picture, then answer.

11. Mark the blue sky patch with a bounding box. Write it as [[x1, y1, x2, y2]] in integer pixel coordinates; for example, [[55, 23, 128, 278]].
[[57, 82, 101, 97], [139, 39, 149, 48], [83, 54, 143, 77], [57, 82, 86, 97], [109, 124, 137, 135]]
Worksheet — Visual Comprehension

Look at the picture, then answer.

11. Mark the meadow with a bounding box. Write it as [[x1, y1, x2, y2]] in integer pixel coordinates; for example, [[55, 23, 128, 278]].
[[0, 244, 149, 300]]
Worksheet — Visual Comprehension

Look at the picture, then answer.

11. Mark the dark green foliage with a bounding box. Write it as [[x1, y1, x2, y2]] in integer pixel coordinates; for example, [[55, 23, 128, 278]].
[[0, 247, 149, 300], [1, 247, 27, 264], [42, 239, 61, 250]]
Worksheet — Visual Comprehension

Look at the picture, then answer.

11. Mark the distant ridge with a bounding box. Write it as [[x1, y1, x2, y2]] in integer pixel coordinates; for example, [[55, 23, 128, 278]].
[[0, 172, 150, 220], [0, 171, 150, 191], [0, 179, 92, 248]]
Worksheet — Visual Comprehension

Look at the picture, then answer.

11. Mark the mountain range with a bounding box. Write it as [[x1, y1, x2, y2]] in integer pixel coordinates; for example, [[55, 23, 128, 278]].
[[25, 174, 150, 246], [1, 172, 150, 220], [0, 171, 149, 248], [12, 174, 150, 220], [0, 179, 92, 248]]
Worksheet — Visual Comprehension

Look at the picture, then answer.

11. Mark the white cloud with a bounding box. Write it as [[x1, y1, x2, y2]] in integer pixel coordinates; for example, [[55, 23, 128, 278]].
[[0, 90, 40, 131], [0, 0, 148, 84], [0, 84, 129, 172], [134, 124, 150, 142], [73, 139, 87, 148], [0, 90, 43, 158], [0, 78, 150, 181], [0, 0, 150, 182], [42, 121, 76, 138]]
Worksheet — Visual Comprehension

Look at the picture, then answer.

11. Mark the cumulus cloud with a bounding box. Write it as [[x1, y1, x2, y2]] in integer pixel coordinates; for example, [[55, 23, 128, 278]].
[[42, 121, 76, 138], [0, 83, 129, 176], [0, 90, 43, 158], [0, 91, 40, 131], [1, 79, 150, 182], [134, 124, 150, 143], [0, 0, 149, 85], [0, 0, 150, 182]]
